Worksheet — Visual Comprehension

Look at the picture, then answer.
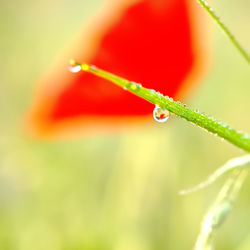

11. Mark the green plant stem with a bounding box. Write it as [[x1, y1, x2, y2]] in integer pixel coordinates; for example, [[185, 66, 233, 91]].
[[195, 169, 248, 250], [75, 63, 250, 152], [197, 0, 250, 63], [180, 154, 250, 195]]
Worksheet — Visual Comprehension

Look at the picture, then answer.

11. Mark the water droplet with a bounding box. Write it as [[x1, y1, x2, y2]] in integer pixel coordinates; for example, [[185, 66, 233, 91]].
[[129, 82, 141, 91], [69, 65, 81, 73], [82, 64, 89, 71], [153, 105, 169, 123], [242, 134, 250, 139], [123, 86, 127, 90], [156, 91, 163, 97], [69, 59, 76, 65]]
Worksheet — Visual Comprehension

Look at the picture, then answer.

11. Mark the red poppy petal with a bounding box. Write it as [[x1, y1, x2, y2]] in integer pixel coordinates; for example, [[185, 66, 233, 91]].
[[28, 0, 208, 137]]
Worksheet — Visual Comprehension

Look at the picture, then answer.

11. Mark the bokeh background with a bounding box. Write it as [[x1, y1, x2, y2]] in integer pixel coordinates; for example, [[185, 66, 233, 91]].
[[1, 0, 250, 249]]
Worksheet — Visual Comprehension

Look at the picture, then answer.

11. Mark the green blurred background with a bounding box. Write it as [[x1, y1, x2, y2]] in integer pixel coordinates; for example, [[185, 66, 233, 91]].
[[0, 0, 250, 249]]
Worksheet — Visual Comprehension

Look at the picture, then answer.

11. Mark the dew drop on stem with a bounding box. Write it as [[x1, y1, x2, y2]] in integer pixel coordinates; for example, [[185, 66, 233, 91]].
[[69, 65, 81, 73], [153, 105, 170, 123]]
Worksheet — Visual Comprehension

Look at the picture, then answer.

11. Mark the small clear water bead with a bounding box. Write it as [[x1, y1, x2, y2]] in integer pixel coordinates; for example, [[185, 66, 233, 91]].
[[153, 105, 169, 123], [129, 82, 141, 91], [69, 65, 81, 73]]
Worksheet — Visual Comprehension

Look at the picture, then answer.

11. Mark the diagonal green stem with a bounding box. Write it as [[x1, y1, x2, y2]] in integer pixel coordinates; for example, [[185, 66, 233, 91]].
[[197, 0, 250, 63], [71, 62, 250, 152]]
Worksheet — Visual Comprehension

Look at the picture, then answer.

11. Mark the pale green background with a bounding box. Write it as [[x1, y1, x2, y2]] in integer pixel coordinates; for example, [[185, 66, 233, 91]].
[[0, 0, 250, 249]]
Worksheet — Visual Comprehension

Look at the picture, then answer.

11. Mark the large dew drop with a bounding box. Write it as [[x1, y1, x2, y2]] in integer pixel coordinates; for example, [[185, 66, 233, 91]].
[[153, 105, 169, 123]]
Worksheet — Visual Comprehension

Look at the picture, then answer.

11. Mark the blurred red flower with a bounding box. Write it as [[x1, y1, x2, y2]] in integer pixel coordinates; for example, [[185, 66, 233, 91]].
[[28, 0, 208, 137]]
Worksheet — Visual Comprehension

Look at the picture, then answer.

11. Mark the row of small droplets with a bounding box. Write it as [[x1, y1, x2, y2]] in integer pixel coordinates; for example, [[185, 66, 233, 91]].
[[69, 60, 215, 125]]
